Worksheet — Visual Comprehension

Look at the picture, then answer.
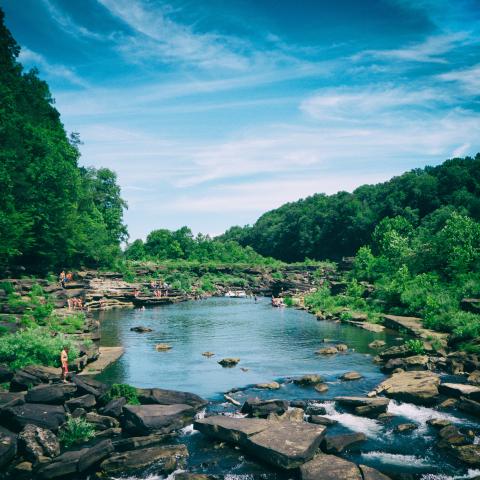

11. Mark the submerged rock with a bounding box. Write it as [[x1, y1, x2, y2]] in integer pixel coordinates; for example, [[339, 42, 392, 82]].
[[201, 352, 215, 357], [314, 383, 329, 393], [218, 358, 240, 367], [256, 381, 280, 390], [321, 432, 367, 454], [130, 326, 153, 332], [395, 423, 418, 433], [294, 374, 324, 386], [156, 343, 173, 351], [340, 371, 363, 381], [316, 347, 338, 355], [335, 396, 389, 417]]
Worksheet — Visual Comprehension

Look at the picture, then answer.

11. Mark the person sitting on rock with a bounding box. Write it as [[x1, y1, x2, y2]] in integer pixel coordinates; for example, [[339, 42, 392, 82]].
[[60, 346, 69, 382]]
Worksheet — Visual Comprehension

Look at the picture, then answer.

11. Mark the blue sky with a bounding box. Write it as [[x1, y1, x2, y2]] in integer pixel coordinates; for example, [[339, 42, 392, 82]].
[[2, 0, 480, 241]]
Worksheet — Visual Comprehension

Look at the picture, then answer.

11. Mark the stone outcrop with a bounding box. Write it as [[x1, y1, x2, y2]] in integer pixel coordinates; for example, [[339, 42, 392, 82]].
[[294, 374, 324, 386], [137, 387, 207, 410], [25, 383, 77, 405], [372, 371, 440, 405], [194, 415, 326, 469], [335, 396, 389, 417], [300, 454, 362, 480], [241, 398, 289, 417], [0, 403, 66, 432], [321, 433, 367, 453], [122, 404, 195, 435], [439, 383, 480, 401], [18, 424, 60, 462]]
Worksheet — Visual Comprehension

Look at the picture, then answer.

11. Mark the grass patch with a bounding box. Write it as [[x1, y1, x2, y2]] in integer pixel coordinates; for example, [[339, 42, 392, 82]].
[[59, 417, 95, 447]]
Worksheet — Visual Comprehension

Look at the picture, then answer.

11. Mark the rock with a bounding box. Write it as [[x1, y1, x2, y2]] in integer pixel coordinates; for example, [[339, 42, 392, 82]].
[[0, 403, 66, 432], [369, 340, 386, 349], [439, 398, 457, 409], [65, 394, 96, 411], [458, 397, 480, 417], [36, 449, 87, 479], [137, 388, 207, 410], [72, 408, 86, 418], [0, 426, 17, 469], [300, 453, 362, 480], [256, 381, 280, 390], [0, 391, 25, 408], [113, 433, 173, 452], [243, 420, 326, 469], [85, 412, 120, 431], [314, 383, 329, 393], [379, 344, 412, 360], [156, 343, 173, 351], [25, 383, 77, 405], [175, 474, 218, 480], [290, 400, 307, 409], [359, 322, 385, 333], [100, 397, 127, 417], [122, 404, 195, 435], [202, 352, 215, 357], [336, 344, 348, 352], [460, 298, 480, 314], [0, 364, 13, 383], [395, 423, 418, 433], [341, 371, 363, 381], [468, 370, 480, 385], [18, 424, 60, 462], [218, 358, 240, 367], [359, 464, 392, 480], [100, 444, 189, 475], [335, 396, 389, 417], [14, 461, 33, 474], [130, 326, 153, 332], [194, 416, 269, 444], [71, 375, 108, 398], [294, 374, 324, 386], [77, 439, 114, 472], [95, 427, 122, 439], [451, 444, 480, 466], [305, 404, 327, 416], [427, 418, 452, 428], [403, 355, 429, 370], [321, 432, 367, 453], [373, 371, 440, 405], [438, 425, 468, 447], [316, 347, 338, 355], [268, 407, 304, 423], [241, 398, 289, 417], [439, 383, 480, 401], [309, 415, 338, 426]]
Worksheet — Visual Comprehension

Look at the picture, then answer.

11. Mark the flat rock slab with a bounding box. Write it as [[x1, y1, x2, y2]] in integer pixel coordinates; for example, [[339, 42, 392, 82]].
[[195, 415, 325, 469], [194, 416, 270, 444], [360, 464, 392, 480], [244, 421, 326, 469], [79, 347, 124, 375], [137, 387, 207, 409], [439, 383, 480, 401], [0, 403, 66, 432], [300, 454, 362, 480], [123, 404, 195, 435], [25, 383, 77, 404], [373, 371, 440, 405]]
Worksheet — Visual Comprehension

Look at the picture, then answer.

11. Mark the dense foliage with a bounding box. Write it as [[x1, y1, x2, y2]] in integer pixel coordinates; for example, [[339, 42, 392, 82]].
[[125, 226, 278, 265], [59, 417, 95, 447], [221, 155, 480, 262], [0, 10, 127, 273]]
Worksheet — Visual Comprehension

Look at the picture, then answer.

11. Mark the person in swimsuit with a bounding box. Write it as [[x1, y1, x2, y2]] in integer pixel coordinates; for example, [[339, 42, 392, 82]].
[[60, 346, 69, 382]]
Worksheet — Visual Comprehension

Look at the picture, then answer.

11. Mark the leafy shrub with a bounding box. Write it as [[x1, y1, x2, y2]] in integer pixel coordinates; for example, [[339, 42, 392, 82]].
[[404, 339, 425, 354], [30, 284, 44, 297], [59, 417, 95, 447], [0, 328, 78, 369], [104, 383, 140, 405], [0, 282, 14, 295]]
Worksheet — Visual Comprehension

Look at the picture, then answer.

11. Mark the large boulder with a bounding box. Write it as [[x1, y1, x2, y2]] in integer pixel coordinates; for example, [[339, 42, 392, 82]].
[[300, 454, 362, 480], [321, 433, 367, 454], [100, 444, 188, 475], [25, 383, 77, 405], [100, 397, 127, 418], [113, 433, 172, 452], [122, 404, 195, 435], [243, 421, 326, 469], [137, 388, 207, 410], [0, 403, 66, 432], [458, 397, 480, 417], [18, 424, 60, 462], [293, 374, 324, 386], [85, 412, 119, 431], [71, 375, 108, 398], [0, 391, 25, 408], [0, 426, 17, 469], [10, 366, 61, 391], [241, 398, 289, 417], [450, 444, 480, 466], [37, 449, 87, 479], [359, 464, 392, 480], [65, 394, 96, 411], [373, 371, 440, 405]]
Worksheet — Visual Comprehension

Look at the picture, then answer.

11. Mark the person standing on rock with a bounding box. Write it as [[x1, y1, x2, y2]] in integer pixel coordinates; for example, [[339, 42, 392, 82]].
[[59, 270, 66, 288], [60, 346, 69, 382]]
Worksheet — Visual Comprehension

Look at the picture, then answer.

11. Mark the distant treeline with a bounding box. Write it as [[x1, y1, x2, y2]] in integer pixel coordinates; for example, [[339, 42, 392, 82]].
[[220, 155, 480, 262], [0, 10, 127, 274]]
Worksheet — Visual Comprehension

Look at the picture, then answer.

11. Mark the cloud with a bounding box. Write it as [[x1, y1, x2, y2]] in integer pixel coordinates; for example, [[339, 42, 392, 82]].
[[41, 0, 104, 41], [97, 0, 253, 70], [437, 64, 480, 93], [354, 33, 469, 64], [18, 47, 87, 87]]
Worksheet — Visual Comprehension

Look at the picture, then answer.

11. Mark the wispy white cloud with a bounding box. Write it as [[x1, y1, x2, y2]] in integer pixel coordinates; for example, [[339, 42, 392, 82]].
[[41, 0, 104, 41], [354, 33, 469, 64], [437, 64, 480, 93], [18, 47, 87, 87]]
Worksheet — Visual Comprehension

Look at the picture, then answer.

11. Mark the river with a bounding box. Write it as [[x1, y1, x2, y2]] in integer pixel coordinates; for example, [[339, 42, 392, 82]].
[[94, 297, 480, 480]]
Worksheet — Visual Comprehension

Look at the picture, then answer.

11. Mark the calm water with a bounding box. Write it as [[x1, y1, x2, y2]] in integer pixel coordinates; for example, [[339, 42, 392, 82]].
[[95, 298, 480, 480]]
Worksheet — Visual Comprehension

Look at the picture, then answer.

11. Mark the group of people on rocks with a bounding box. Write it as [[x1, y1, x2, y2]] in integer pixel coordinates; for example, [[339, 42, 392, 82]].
[[150, 280, 169, 297], [59, 270, 73, 288], [67, 297, 84, 310]]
